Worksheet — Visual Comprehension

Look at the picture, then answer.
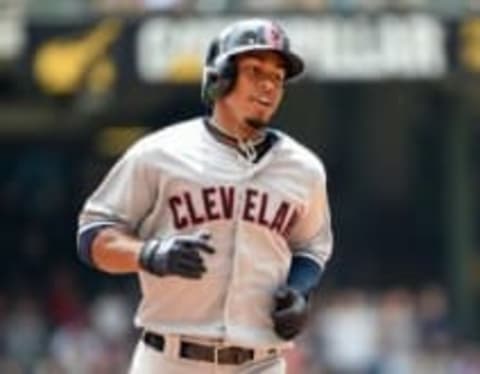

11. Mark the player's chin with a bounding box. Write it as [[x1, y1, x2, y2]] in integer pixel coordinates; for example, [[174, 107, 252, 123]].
[[244, 116, 270, 130], [244, 110, 274, 130]]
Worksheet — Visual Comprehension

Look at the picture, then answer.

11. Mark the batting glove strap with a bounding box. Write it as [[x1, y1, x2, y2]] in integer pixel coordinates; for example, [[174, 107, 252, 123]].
[[139, 239, 168, 276]]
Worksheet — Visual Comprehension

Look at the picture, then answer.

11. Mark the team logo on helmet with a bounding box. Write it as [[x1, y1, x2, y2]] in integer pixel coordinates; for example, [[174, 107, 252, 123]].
[[266, 23, 283, 49]]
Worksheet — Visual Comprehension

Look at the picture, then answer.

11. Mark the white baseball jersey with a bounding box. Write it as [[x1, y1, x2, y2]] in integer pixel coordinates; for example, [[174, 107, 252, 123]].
[[78, 117, 333, 348]]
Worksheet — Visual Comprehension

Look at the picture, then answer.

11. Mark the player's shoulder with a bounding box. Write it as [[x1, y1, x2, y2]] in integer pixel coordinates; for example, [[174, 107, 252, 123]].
[[136, 117, 202, 148], [273, 129, 327, 181], [125, 117, 203, 158]]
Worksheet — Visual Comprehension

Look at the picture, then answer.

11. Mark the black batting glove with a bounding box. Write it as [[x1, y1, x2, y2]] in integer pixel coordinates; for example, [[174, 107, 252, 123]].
[[271, 285, 309, 341], [139, 232, 215, 279]]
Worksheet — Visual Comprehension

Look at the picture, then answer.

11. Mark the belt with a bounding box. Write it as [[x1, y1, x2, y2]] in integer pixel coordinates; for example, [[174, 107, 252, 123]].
[[142, 331, 256, 365]]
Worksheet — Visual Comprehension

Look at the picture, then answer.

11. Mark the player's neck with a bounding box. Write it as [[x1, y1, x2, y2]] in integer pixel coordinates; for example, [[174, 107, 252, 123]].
[[211, 106, 262, 143]]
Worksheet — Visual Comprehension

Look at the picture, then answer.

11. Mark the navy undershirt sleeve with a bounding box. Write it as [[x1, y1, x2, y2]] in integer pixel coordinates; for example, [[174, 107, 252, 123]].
[[77, 224, 114, 267], [287, 255, 323, 298]]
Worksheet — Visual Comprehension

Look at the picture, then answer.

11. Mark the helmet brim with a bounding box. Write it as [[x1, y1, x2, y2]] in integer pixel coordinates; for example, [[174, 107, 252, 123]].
[[282, 51, 304, 80]]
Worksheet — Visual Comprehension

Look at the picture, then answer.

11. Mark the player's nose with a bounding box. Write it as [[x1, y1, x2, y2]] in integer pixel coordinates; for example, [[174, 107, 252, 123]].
[[258, 77, 276, 93]]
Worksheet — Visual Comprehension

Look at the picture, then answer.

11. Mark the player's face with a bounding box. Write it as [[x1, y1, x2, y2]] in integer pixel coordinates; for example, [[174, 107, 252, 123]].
[[224, 51, 286, 129]]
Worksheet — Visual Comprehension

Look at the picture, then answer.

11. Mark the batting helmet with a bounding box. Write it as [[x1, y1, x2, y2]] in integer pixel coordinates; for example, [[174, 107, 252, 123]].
[[201, 19, 304, 106]]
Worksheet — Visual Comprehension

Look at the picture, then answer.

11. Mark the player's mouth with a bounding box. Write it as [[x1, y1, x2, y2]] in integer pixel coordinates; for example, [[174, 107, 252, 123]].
[[250, 96, 273, 109]]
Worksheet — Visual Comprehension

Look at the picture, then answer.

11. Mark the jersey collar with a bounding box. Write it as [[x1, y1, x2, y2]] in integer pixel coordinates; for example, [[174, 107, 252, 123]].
[[202, 117, 278, 163]]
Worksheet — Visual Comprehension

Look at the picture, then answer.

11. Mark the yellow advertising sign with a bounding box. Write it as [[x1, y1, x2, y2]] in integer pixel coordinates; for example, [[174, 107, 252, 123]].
[[33, 18, 122, 95]]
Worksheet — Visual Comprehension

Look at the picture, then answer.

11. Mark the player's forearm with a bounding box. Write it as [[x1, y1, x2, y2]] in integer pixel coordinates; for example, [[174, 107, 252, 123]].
[[90, 227, 144, 274]]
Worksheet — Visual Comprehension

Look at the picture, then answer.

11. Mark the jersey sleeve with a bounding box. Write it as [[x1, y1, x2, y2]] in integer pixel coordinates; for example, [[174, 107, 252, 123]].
[[78, 141, 157, 236], [288, 161, 333, 270]]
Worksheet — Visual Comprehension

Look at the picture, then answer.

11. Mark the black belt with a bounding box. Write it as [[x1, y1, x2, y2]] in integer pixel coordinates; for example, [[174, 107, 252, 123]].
[[142, 331, 255, 365]]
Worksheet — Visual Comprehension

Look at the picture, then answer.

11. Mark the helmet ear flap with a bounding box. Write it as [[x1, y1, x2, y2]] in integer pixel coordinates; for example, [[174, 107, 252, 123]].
[[202, 37, 220, 106], [214, 56, 237, 96], [202, 37, 237, 107], [201, 65, 220, 106]]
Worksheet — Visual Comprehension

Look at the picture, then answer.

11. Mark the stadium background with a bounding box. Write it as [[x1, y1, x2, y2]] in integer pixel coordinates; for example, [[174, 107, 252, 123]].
[[0, 0, 479, 372]]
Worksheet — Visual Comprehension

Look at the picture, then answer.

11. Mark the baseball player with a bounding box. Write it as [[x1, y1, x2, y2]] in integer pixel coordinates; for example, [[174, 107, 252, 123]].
[[77, 18, 333, 374]]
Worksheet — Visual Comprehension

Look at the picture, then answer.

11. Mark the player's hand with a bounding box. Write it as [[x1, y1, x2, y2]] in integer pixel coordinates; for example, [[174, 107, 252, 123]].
[[138, 232, 215, 279], [271, 285, 309, 340]]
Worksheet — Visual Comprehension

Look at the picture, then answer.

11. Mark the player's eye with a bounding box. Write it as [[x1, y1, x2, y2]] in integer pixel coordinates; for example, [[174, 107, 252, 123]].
[[271, 71, 284, 85], [242, 65, 262, 79], [241, 64, 284, 88]]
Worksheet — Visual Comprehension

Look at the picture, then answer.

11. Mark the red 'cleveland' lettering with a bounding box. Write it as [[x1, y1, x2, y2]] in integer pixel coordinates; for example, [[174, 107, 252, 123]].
[[242, 189, 258, 222], [169, 186, 236, 228], [202, 187, 220, 220], [270, 201, 290, 234], [219, 186, 234, 219], [282, 209, 299, 237], [258, 192, 269, 226], [168, 185, 297, 236], [169, 196, 188, 230], [184, 192, 205, 225]]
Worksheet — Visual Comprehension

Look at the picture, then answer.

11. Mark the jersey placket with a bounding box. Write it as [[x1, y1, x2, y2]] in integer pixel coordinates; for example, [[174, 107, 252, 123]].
[[203, 122, 276, 342], [221, 152, 260, 341]]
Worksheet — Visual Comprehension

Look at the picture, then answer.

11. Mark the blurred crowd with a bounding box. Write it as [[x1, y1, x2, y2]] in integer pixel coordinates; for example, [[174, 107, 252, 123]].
[[2, 0, 480, 17], [300, 287, 480, 374], [1, 275, 480, 373]]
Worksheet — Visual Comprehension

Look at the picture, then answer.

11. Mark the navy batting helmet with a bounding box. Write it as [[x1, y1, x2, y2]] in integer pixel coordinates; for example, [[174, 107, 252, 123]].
[[201, 19, 304, 106]]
